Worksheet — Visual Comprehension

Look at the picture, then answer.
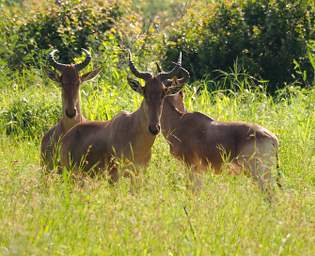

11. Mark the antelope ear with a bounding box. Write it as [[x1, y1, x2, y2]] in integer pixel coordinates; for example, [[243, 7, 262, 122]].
[[127, 77, 144, 95], [47, 70, 61, 83], [163, 79, 173, 87], [166, 84, 184, 96], [81, 67, 101, 82]]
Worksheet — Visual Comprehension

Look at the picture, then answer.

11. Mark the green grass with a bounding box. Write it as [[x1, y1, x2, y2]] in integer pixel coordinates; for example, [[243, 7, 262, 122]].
[[0, 72, 314, 255]]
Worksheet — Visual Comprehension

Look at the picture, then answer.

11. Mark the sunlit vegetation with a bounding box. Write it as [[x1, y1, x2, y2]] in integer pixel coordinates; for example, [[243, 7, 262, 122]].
[[0, 0, 314, 254]]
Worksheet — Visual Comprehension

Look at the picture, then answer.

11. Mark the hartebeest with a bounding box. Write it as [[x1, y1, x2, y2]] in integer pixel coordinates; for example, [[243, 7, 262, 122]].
[[159, 63, 279, 192], [41, 49, 100, 171], [60, 50, 186, 181]]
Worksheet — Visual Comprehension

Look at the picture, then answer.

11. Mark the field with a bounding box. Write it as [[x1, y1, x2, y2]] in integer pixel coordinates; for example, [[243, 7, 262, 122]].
[[0, 71, 314, 255], [1, 0, 315, 255]]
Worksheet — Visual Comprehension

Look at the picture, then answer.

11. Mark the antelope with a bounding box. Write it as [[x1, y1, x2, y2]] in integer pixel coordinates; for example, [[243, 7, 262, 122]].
[[158, 63, 279, 193], [60, 50, 187, 181], [41, 49, 100, 171]]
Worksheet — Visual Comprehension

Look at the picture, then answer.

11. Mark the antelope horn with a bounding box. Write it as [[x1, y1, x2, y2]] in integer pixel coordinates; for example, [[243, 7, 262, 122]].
[[164, 66, 190, 87], [48, 49, 67, 72], [128, 49, 152, 80], [175, 66, 190, 85], [157, 51, 182, 81], [155, 62, 162, 73], [75, 48, 91, 71]]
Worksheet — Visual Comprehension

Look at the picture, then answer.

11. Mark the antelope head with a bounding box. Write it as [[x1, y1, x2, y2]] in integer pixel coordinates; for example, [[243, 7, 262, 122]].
[[155, 62, 188, 113], [47, 49, 100, 119], [127, 50, 190, 135]]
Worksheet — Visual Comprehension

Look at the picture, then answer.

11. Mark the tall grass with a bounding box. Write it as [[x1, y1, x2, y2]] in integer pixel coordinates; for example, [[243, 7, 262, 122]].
[[0, 68, 314, 255]]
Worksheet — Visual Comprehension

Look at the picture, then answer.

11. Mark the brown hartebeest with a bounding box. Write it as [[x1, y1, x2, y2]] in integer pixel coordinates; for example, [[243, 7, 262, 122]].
[[159, 63, 279, 193], [41, 49, 100, 171], [60, 50, 187, 181]]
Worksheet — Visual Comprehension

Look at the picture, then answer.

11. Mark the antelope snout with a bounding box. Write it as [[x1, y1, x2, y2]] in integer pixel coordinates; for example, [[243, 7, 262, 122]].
[[65, 108, 77, 118], [148, 124, 160, 135]]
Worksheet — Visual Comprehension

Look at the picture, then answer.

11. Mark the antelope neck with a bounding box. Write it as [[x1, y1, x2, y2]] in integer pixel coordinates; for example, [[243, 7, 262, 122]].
[[161, 96, 185, 133], [61, 101, 83, 133], [132, 101, 155, 137]]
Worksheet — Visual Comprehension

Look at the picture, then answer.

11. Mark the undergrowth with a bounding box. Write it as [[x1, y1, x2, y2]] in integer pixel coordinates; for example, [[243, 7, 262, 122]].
[[0, 68, 314, 255]]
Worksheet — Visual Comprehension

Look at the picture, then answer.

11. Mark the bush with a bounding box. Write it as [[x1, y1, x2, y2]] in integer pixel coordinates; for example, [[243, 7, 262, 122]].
[[8, 0, 124, 69], [164, 0, 314, 92], [0, 97, 61, 139]]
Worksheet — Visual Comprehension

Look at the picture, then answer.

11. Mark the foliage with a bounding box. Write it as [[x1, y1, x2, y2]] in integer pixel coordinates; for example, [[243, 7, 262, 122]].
[[0, 1, 314, 254], [6, 0, 124, 69], [0, 93, 60, 139], [131, 0, 189, 31], [0, 74, 315, 254], [164, 0, 315, 92]]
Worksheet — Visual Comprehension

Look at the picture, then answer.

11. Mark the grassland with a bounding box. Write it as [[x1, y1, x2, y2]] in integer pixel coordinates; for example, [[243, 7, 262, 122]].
[[0, 69, 314, 255], [0, 0, 314, 253]]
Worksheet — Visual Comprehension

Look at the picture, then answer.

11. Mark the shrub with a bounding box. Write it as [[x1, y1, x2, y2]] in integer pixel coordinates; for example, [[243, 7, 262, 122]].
[[164, 0, 314, 92], [0, 97, 61, 139], [8, 0, 124, 69]]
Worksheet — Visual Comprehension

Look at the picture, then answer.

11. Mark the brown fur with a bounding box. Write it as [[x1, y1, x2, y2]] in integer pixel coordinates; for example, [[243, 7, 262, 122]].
[[60, 51, 188, 181], [161, 92, 279, 191], [41, 64, 99, 171], [60, 77, 169, 180]]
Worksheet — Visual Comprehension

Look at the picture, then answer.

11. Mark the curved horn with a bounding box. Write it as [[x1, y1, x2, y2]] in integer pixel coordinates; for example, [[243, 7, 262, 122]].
[[155, 62, 162, 73], [164, 66, 190, 87], [75, 48, 91, 71], [48, 49, 67, 72], [128, 49, 152, 80], [157, 51, 182, 81], [175, 66, 190, 85]]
